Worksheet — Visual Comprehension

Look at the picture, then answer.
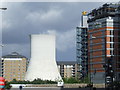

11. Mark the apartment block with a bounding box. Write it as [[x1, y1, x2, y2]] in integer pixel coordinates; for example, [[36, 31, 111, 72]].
[[1, 52, 28, 81], [88, 3, 120, 83], [57, 61, 79, 78]]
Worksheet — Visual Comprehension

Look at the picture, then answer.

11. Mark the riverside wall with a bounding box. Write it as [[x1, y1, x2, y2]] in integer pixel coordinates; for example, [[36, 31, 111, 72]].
[[24, 84, 105, 88]]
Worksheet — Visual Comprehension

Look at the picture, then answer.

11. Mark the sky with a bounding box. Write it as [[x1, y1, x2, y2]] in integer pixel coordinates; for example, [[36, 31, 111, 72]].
[[1, 2, 104, 61]]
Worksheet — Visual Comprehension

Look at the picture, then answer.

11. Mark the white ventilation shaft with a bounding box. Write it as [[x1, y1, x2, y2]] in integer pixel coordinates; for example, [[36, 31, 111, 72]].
[[25, 34, 62, 81]]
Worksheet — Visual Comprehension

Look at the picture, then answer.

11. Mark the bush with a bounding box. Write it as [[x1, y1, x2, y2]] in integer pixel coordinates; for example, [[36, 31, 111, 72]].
[[110, 81, 120, 88], [5, 81, 12, 89], [63, 77, 80, 84], [80, 77, 89, 83], [8, 78, 57, 84]]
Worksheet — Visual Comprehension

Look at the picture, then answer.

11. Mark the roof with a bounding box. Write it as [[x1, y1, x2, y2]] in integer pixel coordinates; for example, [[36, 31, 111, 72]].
[[2, 52, 27, 58], [57, 61, 77, 65], [88, 3, 120, 22]]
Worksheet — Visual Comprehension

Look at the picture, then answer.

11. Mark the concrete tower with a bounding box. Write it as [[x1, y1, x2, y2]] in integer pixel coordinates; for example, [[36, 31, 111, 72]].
[[25, 34, 62, 81]]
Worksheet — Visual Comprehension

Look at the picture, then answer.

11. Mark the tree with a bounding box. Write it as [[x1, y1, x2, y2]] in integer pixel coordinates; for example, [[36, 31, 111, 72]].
[[5, 81, 12, 90], [63, 77, 80, 83]]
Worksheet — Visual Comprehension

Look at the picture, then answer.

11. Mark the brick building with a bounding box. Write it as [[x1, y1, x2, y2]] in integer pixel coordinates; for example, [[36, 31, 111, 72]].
[[87, 3, 120, 83], [1, 52, 28, 81]]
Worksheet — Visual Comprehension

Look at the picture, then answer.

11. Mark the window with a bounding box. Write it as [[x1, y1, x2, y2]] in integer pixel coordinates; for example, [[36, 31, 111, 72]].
[[119, 65, 120, 68], [119, 74, 120, 78]]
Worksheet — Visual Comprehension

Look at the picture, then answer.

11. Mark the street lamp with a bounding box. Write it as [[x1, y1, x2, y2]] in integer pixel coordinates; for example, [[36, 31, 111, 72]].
[[0, 7, 7, 77], [0, 8, 7, 10], [0, 45, 4, 47], [0, 7, 6, 50], [0, 7, 7, 48]]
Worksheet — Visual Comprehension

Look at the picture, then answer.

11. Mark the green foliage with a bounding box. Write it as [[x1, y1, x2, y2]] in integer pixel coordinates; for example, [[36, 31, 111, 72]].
[[80, 75, 90, 83], [5, 81, 12, 89], [7, 76, 90, 85], [63, 75, 90, 84], [63, 77, 80, 84], [8, 78, 57, 84]]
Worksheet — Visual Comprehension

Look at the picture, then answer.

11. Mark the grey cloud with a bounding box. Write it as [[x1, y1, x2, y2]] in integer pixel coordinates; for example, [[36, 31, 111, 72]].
[[45, 29, 75, 52], [2, 43, 30, 58], [2, 2, 103, 60]]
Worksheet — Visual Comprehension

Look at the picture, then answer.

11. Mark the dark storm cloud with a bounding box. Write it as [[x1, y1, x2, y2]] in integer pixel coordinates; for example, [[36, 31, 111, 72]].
[[2, 2, 104, 60], [3, 2, 103, 43]]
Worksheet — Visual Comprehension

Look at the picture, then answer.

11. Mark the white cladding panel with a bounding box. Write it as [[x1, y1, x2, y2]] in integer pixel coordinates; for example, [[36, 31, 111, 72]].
[[81, 15, 88, 28], [25, 34, 62, 81]]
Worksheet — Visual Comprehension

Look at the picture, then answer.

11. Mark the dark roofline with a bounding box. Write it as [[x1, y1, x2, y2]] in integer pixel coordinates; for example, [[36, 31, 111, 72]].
[[2, 52, 27, 58], [88, 2, 120, 22]]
